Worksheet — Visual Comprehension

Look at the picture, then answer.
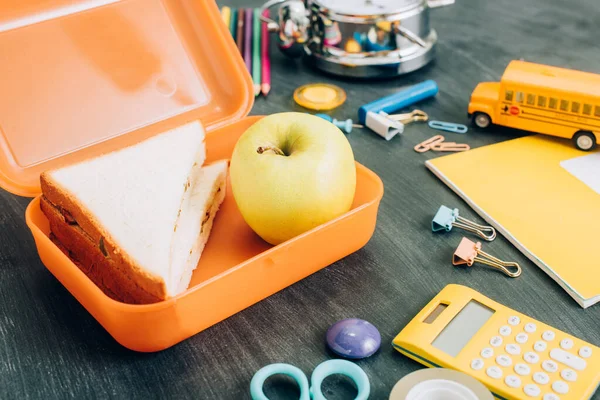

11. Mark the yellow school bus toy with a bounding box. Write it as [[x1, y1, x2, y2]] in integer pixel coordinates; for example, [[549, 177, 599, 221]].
[[468, 60, 600, 151]]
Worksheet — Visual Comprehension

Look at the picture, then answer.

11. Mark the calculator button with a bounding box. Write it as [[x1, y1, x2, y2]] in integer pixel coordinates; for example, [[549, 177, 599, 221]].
[[533, 372, 549, 385], [515, 333, 529, 344], [542, 330, 556, 341], [506, 344, 521, 355], [490, 336, 503, 347], [496, 355, 512, 367], [486, 366, 503, 379], [550, 348, 587, 371], [508, 316, 521, 326], [471, 358, 484, 371], [524, 323, 537, 333], [534, 341, 547, 352], [499, 325, 512, 336], [551, 381, 569, 395], [560, 339, 573, 350], [481, 347, 494, 358], [524, 351, 540, 364], [560, 369, 577, 382], [505, 375, 521, 388], [514, 363, 531, 376], [578, 346, 592, 358], [541, 360, 558, 373], [524, 384, 541, 397], [543, 394, 560, 400]]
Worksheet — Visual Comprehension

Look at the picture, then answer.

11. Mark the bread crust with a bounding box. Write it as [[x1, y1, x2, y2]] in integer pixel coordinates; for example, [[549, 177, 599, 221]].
[[40, 172, 168, 302], [42, 196, 164, 304]]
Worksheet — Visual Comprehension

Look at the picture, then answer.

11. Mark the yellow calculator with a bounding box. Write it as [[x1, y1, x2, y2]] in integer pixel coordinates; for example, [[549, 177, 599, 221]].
[[392, 284, 600, 399]]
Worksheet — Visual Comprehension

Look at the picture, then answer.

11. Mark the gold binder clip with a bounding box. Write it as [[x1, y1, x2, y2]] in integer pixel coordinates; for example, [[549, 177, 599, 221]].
[[389, 110, 429, 124], [452, 237, 521, 278]]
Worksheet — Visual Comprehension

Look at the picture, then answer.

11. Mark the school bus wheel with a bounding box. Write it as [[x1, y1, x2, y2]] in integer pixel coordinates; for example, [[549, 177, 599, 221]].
[[473, 112, 491, 129], [573, 131, 597, 151]]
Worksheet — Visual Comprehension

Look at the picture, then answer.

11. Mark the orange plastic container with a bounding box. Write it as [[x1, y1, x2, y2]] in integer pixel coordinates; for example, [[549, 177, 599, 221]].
[[1, 0, 383, 351]]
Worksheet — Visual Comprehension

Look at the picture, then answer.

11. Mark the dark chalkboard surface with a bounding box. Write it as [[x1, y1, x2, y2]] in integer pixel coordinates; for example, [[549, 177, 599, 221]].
[[1, 0, 599, 398]]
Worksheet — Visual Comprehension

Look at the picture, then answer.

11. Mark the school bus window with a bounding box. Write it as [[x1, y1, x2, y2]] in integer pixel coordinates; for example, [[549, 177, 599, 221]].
[[571, 102, 580, 114], [549, 98, 558, 109], [537, 96, 547, 107], [583, 104, 592, 115], [505, 90, 514, 101], [516, 92, 524, 103], [560, 100, 569, 111], [595, 106, 600, 117], [526, 94, 535, 105]]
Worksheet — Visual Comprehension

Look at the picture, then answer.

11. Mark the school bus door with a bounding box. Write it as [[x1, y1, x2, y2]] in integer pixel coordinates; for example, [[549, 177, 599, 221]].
[[498, 87, 520, 127]]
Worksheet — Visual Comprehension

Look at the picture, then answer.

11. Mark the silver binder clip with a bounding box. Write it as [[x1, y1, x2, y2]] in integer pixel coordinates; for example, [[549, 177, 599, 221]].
[[432, 205, 496, 241], [365, 111, 405, 141]]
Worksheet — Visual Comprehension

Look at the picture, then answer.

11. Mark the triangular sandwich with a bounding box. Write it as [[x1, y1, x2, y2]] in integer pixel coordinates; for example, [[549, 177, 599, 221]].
[[40, 121, 227, 304]]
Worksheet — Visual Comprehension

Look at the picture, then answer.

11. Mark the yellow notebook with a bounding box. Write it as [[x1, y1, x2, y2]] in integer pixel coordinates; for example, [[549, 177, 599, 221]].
[[426, 135, 600, 308]]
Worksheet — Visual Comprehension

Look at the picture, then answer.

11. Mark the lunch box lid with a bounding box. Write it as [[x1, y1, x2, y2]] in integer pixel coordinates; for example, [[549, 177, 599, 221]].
[[0, 0, 254, 197]]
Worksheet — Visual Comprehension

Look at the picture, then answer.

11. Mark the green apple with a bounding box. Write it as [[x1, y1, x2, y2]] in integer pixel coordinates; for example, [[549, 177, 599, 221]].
[[230, 112, 356, 245]]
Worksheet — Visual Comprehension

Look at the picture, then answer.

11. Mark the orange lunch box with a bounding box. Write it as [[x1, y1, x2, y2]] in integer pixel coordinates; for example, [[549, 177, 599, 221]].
[[0, 0, 384, 351]]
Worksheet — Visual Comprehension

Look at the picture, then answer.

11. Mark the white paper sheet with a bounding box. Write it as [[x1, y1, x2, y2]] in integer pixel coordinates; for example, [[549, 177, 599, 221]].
[[560, 153, 600, 195]]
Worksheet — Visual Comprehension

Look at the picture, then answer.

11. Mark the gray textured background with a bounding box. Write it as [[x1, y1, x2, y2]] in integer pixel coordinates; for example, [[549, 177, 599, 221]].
[[1, 0, 599, 399]]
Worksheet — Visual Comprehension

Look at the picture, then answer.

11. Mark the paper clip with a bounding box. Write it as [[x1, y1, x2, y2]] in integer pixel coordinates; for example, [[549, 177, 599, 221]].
[[432, 205, 496, 241], [452, 237, 521, 278], [414, 135, 445, 153], [428, 120, 468, 134], [389, 110, 429, 124], [430, 142, 470, 152]]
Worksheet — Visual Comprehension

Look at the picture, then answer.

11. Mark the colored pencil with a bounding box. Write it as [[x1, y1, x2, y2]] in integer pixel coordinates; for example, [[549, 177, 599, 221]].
[[229, 8, 238, 41], [220, 6, 231, 28], [244, 8, 253, 75], [236, 8, 245, 54], [261, 9, 271, 96], [252, 8, 261, 96]]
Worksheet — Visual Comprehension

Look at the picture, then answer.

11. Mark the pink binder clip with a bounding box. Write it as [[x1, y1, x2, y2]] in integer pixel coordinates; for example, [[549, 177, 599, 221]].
[[452, 237, 521, 278]]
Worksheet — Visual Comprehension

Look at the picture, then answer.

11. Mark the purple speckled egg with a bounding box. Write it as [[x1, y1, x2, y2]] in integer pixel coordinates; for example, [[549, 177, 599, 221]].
[[326, 318, 381, 359]]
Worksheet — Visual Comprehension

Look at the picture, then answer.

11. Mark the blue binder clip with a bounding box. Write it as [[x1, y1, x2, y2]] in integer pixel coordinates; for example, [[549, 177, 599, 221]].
[[432, 205, 496, 241], [428, 120, 468, 134]]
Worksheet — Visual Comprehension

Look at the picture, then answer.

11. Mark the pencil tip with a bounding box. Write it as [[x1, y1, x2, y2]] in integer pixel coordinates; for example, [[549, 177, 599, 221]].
[[261, 84, 271, 96], [254, 85, 261, 96]]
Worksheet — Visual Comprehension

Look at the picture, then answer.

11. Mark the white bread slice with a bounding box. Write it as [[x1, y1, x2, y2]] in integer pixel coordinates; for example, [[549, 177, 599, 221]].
[[40, 121, 227, 302], [170, 160, 228, 295]]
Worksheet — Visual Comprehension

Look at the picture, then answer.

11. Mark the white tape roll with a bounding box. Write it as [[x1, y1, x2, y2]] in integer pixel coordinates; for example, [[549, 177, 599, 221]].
[[389, 369, 494, 400]]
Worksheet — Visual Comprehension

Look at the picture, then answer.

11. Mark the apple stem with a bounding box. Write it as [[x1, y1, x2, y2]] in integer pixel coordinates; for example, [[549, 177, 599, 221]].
[[257, 146, 285, 156]]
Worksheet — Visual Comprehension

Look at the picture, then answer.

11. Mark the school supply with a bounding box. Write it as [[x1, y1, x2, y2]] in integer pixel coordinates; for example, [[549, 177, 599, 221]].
[[326, 318, 381, 359], [432, 205, 496, 241], [236, 9, 245, 53], [229, 8, 238, 41], [415, 135, 445, 153], [414, 135, 470, 153], [429, 120, 468, 134], [426, 135, 600, 307], [389, 109, 429, 124], [358, 80, 438, 140], [453, 237, 521, 278], [314, 114, 362, 134], [244, 9, 253, 75], [431, 141, 470, 152], [252, 8, 261, 97], [388, 368, 494, 400], [220, 6, 231, 28], [293, 83, 346, 111], [392, 284, 600, 399], [261, 9, 271, 96], [250, 359, 370, 400], [468, 60, 600, 151]]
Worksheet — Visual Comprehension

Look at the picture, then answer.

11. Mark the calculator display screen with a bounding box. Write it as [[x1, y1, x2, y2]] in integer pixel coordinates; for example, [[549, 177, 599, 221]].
[[431, 300, 495, 357]]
